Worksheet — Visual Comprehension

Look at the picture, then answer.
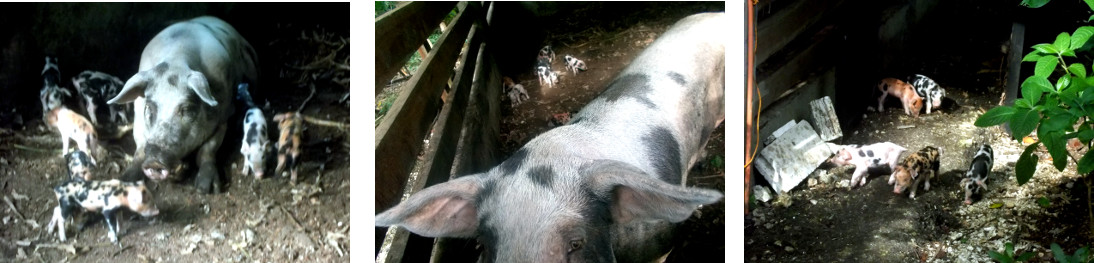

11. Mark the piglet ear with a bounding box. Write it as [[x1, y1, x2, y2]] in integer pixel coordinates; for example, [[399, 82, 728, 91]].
[[187, 71, 218, 107], [582, 160, 723, 224], [110, 72, 150, 104], [375, 175, 484, 238]]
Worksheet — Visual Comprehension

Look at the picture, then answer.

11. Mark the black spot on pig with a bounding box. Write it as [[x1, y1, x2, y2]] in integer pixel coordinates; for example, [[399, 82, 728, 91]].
[[527, 166, 554, 188], [668, 72, 685, 86], [866, 150, 874, 157], [153, 62, 169, 75], [858, 150, 866, 157], [643, 127, 681, 184], [477, 179, 497, 205], [600, 74, 656, 108], [74, 190, 88, 202], [499, 149, 529, 176], [167, 75, 178, 86]]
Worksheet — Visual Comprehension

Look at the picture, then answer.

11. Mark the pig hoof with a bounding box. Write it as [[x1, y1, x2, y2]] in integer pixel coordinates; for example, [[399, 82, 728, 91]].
[[194, 170, 222, 194]]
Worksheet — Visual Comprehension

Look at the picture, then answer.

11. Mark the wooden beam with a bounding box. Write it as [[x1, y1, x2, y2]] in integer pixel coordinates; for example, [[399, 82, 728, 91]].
[[375, 2, 476, 213], [755, 0, 844, 66], [755, 32, 837, 108], [375, 1, 458, 96]]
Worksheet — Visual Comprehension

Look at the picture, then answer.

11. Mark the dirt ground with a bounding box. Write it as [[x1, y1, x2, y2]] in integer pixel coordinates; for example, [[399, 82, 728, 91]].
[[0, 14, 350, 262], [746, 2, 1094, 262], [495, 2, 726, 262]]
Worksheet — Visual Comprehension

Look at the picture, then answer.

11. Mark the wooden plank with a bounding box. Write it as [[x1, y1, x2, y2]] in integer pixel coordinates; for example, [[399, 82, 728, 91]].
[[810, 96, 842, 141], [755, 33, 836, 108], [755, 0, 843, 66], [377, 21, 485, 263], [375, 2, 476, 213], [451, 42, 503, 178], [375, 1, 458, 96]]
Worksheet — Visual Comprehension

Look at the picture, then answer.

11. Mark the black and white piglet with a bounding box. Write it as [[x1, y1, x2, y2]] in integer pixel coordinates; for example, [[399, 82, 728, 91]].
[[829, 142, 907, 188], [961, 144, 993, 205], [535, 57, 559, 88], [909, 74, 946, 114], [40, 56, 73, 120], [236, 83, 269, 179], [503, 77, 529, 107], [47, 179, 160, 244], [65, 150, 95, 181], [538, 45, 555, 63], [71, 70, 132, 126], [564, 54, 587, 74]]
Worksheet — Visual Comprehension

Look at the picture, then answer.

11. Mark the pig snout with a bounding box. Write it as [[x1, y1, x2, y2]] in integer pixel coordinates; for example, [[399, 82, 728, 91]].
[[141, 149, 181, 180], [964, 199, 973, 205], [140, 206, 160, 217]]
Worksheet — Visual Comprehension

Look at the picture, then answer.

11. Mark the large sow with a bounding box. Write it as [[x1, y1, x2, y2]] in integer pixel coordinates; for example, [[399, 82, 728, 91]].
[[109, 16, 258, 193], [376, 12, 726, 262]]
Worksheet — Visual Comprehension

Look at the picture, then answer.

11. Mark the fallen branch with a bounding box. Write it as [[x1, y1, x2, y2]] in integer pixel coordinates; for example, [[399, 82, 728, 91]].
[[301, 115, 349, 130], [13, 144, 59, 154], [297, 84, 316, 113], [896, 125, 916, 129], [4, 196, 24, 220]]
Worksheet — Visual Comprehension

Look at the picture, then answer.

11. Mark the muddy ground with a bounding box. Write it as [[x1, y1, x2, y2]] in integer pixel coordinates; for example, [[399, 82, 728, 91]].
[[0, 6, 350, 262], [494, 2, 726, 262], [746, 2, 1094, 262]]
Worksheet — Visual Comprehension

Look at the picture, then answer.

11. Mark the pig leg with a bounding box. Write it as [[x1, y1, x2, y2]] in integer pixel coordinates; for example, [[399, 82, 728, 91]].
[[102, 209, 119, 244], [290, 135, 301, 183], [61, 132, 71, 157], [850, 166, 867, 188], [877, 92, 887, 112], [194, 124, 226, 194]]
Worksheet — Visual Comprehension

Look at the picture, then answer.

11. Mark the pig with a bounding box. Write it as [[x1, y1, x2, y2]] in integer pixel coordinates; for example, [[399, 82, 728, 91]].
[[47, 107, 98, 164], [273, 112, 303, 184], [71, 70, 132, 127], [536, 57, 559, 89], [828, 142, 906, 188], [539, 45, 556, 63], [376, 12, 726, 262], [40, 56, 73, 121], [503, 77, 530, 107], [236, 83, 269, 179], [877, 78, 923, 117], [46, 179, 159, 244], [107, 16, 258, 193], [961, 144, 993, 205], [891, 146, 942, 199], [909, 74, 945, 114], [564, 54, 588, 74], [66, 150, 95, 181]]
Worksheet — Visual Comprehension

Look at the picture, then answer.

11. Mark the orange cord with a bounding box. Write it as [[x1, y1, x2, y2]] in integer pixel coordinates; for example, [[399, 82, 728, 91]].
[[744, 0, 758, 214]]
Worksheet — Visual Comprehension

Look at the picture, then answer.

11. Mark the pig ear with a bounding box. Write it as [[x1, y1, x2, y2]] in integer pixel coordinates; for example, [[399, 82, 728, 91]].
[[582, 160, 723, 224], [375, 175, 483, 238], [110, 72, 150, 104], [186, 71, 218, 107]]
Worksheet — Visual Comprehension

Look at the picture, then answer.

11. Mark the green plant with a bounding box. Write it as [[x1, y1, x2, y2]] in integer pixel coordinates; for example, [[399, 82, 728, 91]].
[[975, 0, 1094, 233], [989, 242, 1036, 263], [1052, 243, 1090, 263]]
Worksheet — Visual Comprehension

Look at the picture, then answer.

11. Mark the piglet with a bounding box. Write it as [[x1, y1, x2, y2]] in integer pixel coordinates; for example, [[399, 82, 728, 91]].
[[892, 146, 942, 199], [961, 144, 993, 205], [564, 54, 587, 74], [47, 179, 159, 245], [236, 84, 269, 179], [539, 45, 555, 63], [273, 112, 303, 184], [71, 70, 131, 126], [909, 74, 946, 114], [40, 56, 72, 120], [65, 150, 95, 181], [503, 77, 530, 107], [47, 107, 98, 164], [536, 57, 559, 89], [830, 142, 906, 188], [877, 78, 923, 117]]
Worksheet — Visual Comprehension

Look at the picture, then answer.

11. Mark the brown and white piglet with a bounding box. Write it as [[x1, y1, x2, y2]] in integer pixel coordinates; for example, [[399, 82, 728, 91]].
[[46, 179, 159, 245], [273, 112, 303, 184], [891, 146, 942, 199], [877, 78, 924, 117], [48, 107, 98, 164]]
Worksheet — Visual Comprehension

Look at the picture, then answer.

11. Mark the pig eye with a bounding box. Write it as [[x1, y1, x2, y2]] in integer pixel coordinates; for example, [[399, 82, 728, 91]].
[[568, 239, 585, 253]]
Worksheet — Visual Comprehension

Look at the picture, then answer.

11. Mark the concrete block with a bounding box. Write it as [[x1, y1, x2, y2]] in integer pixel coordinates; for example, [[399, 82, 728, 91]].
[[755, 120, 834, 194]]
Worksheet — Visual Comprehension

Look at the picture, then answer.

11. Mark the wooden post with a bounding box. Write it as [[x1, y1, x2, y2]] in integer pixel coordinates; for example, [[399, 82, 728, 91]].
[[1004, 22, 1024, 136]]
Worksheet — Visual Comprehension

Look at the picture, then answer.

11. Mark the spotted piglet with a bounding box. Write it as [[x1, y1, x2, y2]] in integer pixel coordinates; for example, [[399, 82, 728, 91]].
[[909, 74, 946, 114], [564, 54, 587, 74], [47, 107, 98, 164], [535, 57, 559, 89], [40, 56, 73, 121], [236, 84, 269, 179], [877, 78, 923, 117], [273, 112, 303, 184], [829, 142, 906, 188], [961, 144, 993, 205], [65, 150, 95, 181], [71, 70, 131, 126], [538, 45, 555, 63], [891, 146, 942, 199], [47, 179, 159, 245], [503, 77, 530, 107]]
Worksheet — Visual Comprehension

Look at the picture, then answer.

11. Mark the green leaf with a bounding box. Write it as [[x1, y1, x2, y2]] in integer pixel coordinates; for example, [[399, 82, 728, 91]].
[[1080, 150, 1094, 174], [1024, 52, 1046, 62], [988, 250, 1011, 263], [1053, 243, 1069, 263], [1009, 107, 1041, 139], [1072, 63, 1089, 79], [1090, 14, 1094, 22], [1016, 143, 1040, 185], [1016, 99, 1033, 109], [1074, 27, 1094, 50], [1078, 127, 1094, 144], [1034, 43, 1061, 54], [1016, 251, 1036, 261], [1086, 0, 1094, 11], [1007, 242, 1016, 256], [1063, 49, 1077, 57], [1022, 0, 1051, 8], [1055, 33, 1071, 51], [1041, 111, 1076, 132], [975, 106, 1017, 127], [1036, 55, 1059, 78], [1040, 129, 1068, 171], [1025, 76, 1054, 94], [1058, 74, 1073, 92], [1038, 196, 1052, 207]]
